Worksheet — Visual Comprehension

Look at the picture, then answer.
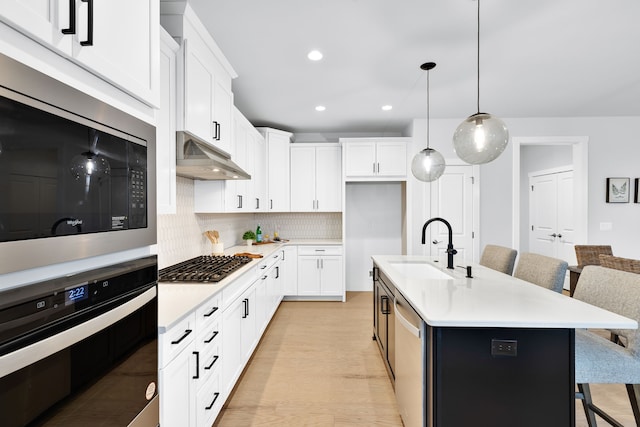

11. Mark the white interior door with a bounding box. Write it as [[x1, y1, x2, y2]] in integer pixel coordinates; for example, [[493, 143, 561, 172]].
[[529, 169, 576, 264], [427, 165, 475, 264]]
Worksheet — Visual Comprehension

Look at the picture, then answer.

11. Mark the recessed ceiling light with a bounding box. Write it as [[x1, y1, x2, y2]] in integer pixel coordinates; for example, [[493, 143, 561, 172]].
[[315, 105, 326, 111], [307, 50, 323, 61], [382, 105, 393, 111]]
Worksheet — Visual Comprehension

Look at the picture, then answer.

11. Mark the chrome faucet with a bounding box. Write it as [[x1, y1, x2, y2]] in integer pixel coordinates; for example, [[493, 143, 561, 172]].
[[421, 217, 457, 269]]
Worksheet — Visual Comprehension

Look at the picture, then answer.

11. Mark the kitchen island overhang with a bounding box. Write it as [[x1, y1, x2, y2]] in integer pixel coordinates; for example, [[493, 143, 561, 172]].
[[372, 255, 637, 427]]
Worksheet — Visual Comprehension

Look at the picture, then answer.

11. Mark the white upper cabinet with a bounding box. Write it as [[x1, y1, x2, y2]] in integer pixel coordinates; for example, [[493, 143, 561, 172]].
[[0, 0, 160, 106], [290, 144, 342, 212], [342, 138, 410, 180], [156, 29, 179, 214], [161, 2, 236, 154], [258, 127, 292, 212], [252, 130, 267, 212]]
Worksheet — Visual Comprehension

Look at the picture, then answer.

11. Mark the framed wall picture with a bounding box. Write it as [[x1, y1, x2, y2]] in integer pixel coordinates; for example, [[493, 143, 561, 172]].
[[635, 178, 640, 203], [606, 177, 630, 203]]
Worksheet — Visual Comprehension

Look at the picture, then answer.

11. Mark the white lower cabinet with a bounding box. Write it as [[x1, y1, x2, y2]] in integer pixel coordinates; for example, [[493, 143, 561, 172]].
[[282, 246, 298, 296], [222, 283, 256, 395], [297, 246, 344, 297], [159, 312, 197, 426]]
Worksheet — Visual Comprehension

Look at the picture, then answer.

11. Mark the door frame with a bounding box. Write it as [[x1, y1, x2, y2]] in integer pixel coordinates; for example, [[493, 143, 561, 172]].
[[512, 136, 588, 253]]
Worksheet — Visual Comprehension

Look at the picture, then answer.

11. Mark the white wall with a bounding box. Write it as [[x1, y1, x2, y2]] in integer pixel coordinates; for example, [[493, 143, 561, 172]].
[[407, 116, 640, 259]]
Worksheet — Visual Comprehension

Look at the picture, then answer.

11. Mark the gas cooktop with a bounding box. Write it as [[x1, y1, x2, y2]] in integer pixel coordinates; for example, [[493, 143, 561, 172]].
[[158, 255, 252, 283]]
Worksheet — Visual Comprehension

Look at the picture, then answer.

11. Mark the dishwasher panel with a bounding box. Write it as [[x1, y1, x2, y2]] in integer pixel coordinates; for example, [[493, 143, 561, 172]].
[[394, 290, 425, 427]]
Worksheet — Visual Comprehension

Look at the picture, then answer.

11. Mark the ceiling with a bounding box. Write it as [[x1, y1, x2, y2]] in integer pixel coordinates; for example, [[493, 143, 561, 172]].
[[188, 0, 640, 135]]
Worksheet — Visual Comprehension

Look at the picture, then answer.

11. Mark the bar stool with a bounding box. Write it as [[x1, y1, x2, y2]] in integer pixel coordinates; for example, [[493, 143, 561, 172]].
[[573, 265, 640, 426], [479, 244, 517, 275], [513, 252, 568, 293]]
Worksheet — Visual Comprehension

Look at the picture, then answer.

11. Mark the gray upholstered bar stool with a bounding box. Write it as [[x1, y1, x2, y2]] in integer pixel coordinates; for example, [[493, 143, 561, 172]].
[[479, 244, 518, 275], [573, 265, 640, 427], [513, 252, 568, 293]]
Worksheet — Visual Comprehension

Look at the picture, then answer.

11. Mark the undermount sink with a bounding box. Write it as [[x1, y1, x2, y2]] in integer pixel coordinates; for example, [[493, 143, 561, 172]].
[[388, 261, 453, 280]]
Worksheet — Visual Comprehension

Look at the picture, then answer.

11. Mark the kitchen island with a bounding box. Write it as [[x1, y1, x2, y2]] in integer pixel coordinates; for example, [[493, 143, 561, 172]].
[[372, 255, 637, 427]]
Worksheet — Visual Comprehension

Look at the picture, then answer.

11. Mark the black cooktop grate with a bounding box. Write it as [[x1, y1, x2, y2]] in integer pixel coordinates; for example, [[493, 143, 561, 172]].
[[158, 255, 252, 283]]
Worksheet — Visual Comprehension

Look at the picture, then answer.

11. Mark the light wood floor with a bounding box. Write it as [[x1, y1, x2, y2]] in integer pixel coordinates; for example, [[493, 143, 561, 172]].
[[214, 292, 637, 427]]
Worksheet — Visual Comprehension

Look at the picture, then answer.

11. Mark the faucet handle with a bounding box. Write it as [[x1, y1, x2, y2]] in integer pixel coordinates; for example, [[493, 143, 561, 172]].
[[432, 239, 442, 245]]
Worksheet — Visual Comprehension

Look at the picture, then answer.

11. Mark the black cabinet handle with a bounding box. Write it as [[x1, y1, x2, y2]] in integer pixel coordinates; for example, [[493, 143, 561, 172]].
[[204, 306, 218, 317], [216, 123, 221, 141], [171, 329, 192, 345], [61, 0, 76, 34], [275, 266, 280, 279], [242, 298, 248, 318], [270, 199, 273, 210], [204, 330, 218, 344], [80, 0, 93, 46], [212, 121, 218, 140], [205, 355, 219, 370], [205, 392, 220, 410], [193, 351, 200, 379], [256, 198, 260, 210]]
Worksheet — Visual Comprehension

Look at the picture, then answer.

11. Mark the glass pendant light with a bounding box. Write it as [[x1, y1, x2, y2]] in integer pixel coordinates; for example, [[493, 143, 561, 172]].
[[411, 62, 446, 182], [452, 0, 509, 165]]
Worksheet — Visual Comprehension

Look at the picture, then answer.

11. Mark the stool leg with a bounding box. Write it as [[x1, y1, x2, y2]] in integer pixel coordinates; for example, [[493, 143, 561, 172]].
[[625, 384, 640, 425], [578, 383, 598, 427]]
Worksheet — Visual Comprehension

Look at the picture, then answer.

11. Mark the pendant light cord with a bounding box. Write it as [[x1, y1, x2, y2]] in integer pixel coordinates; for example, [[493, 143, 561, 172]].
[[476, 0, 481, 114], [426, 68, 430, 149]]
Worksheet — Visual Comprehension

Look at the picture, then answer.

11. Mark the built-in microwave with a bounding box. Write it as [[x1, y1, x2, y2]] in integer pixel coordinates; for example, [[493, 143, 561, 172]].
[[0, 52, 156, 275]]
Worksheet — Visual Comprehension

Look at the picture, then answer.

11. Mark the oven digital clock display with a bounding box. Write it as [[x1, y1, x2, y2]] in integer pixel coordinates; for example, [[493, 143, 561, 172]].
[[65, 283, 89, 306]]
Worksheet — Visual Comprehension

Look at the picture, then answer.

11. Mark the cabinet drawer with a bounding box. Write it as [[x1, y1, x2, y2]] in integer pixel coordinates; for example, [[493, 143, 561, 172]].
[[257, 250, 281, 272], [159, 312, 196, 368], [198, 342, 221, 387], [196, 293, 222, 332], [297, 245, 343, 256], [197, 372, 223, 427]]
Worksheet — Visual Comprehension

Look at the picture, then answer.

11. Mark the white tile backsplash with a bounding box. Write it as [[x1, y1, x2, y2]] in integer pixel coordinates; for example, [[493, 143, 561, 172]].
[[157, 177, 341, 268]]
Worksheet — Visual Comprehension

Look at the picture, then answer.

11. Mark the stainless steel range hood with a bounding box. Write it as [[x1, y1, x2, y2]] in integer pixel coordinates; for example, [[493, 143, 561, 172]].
[[176, 130, 250, 180]]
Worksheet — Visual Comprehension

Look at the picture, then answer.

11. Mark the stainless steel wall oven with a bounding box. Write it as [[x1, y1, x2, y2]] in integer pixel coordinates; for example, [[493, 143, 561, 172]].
[[0, 52, 156, 275], [0, 255, 158, 427]]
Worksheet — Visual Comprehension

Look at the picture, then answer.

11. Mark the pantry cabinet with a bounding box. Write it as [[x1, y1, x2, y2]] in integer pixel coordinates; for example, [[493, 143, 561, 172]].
[[258, 127, 292, 212], [0, 0, 160, 105], [161, 2, 236, 154], [290, 144, 342, 212], [342, 139, 409, 180]]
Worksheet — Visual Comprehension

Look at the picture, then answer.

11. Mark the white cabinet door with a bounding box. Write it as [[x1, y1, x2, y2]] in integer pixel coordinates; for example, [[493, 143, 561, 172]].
[[157, 30, 178, 215], [261, 128, 292, 212], [297, 257, 322, 295], [240, 286, 256, 359], [344, 142, 377, 177], [71, 0, 159, 104], [0, 0, 72, 52], [290, 145, 341, 212], [160, 342, 196, 427], [377, 141, 407, 177], [290, 146, 316, 212], [213, 79, 233, 154], [225, 112, 248, 212], [254, 274, 268, 334], [343, 140, 407, 179], [183, 39, 215, 144], [282, 246, 298, 296], [222, 298, 242, 394], [315, 146, 342, 211], [252, 131, 267, 212], [320, 256, 343, 295], [1, 0, 159, 105]]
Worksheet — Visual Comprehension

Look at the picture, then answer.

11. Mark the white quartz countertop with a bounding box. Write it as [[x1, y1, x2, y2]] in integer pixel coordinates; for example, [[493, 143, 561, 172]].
[[372, 255, 637, 329], [158, 239, 342, 331]]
